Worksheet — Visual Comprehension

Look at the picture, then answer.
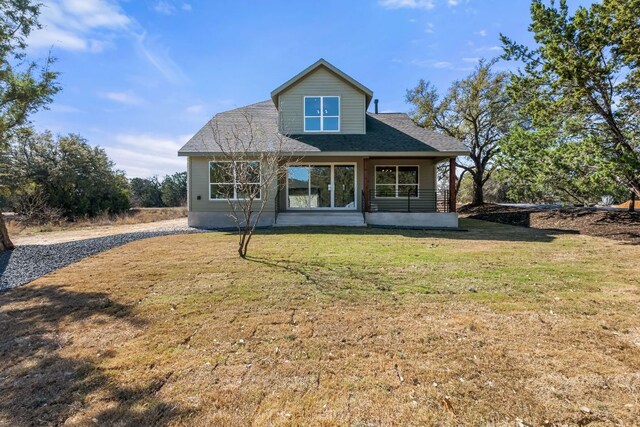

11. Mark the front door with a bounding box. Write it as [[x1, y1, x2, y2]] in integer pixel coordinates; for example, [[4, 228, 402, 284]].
[[287, 164, 356, 209]]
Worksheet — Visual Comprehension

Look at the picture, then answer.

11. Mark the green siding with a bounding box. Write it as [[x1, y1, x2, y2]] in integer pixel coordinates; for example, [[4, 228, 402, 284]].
[[278, 67, 366, 135], [189, 157, 276, 213], [188, 156, 437, 215], [368, 158, 437, 190]]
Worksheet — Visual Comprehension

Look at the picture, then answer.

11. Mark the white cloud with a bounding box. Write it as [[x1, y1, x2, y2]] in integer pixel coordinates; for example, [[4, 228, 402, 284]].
[[409, 59, 452, 69], [62, 0, 130, 28], [473, 45, 502, 54], [28, 1, 187, 86], [153, 1, 192, 14], [462, 57, 480, 63], [50, 104, 83, 113], [425, 22, 434, 33], [105, 134, 189, 177], [134, 32, 188, 84], [100, 91, 144, 105], [433, 61, 453, 69], [379, 0, 435, 10], [185, 104, 204, 114], [28, 0, 130, 53], [153, 1, 175, 15], [409, 58, 472, 71], [476, 29, 487, 37], [448, 0, 460, 6]]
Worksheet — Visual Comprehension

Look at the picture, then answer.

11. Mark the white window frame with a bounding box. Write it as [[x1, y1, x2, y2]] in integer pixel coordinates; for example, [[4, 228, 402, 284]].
[[209, 160, 262, 201], [285, 162, 357, 210], [303, 96, 340, 132], [374, 165, 420, 198]]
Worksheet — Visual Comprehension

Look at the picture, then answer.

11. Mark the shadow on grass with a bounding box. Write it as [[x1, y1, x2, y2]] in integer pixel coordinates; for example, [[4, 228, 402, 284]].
[[245, 255, 399, 295], [252, 219, 573, 243], [460, 204, 640, 245], [0, 284, 189, 426]]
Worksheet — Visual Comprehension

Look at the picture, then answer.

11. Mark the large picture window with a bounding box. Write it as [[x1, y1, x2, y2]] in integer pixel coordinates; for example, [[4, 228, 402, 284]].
[[304, 96, 340, 132], [374, 165, 419, 197], [209, 161, 261, 200]]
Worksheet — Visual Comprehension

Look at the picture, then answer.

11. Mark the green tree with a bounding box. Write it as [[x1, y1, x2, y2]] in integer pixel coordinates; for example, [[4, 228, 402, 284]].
[[500, 125, 627, 205], [129, 177, 163, 207], [5, 130, 130, 218], [161, 171, 187, 207], [0, 0, 59, 251], [501, 0, 640, 208], [406, 59, 515, 206]]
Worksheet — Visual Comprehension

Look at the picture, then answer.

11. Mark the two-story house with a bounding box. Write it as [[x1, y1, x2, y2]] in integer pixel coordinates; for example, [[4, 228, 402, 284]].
[[178, 59, 468, 228]]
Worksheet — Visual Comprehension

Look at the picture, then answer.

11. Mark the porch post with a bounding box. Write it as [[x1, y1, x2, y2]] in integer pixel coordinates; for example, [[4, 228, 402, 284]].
[[449, 157, 457, 213], [363, 158, 369, 212]]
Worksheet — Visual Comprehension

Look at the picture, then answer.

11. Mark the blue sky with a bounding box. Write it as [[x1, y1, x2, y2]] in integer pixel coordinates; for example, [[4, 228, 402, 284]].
[[28, 0, 593, 178]]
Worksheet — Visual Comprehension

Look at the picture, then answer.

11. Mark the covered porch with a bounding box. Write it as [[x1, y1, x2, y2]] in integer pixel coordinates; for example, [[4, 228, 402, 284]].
[[362, 157, 458, 228], [274, 156, 459, 228]]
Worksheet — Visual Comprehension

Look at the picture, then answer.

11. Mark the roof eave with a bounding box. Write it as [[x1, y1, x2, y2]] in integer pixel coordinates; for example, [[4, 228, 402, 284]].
[[179, 150, 470, 157], [270, 58, 374, 108]]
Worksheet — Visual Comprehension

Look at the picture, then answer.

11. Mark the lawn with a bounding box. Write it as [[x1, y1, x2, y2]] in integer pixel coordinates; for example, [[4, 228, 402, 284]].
[[1, 219, 639, 426]]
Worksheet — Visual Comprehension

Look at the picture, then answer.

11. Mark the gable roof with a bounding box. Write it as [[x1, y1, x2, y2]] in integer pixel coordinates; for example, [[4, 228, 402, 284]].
[[270, 58, 374, 109], [178, 100, 468, 157]]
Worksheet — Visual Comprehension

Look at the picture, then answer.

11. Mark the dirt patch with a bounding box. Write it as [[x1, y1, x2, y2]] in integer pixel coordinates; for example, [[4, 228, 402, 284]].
[[460, 204, 640, 244], [11, 218, 190, 246], [5, 207, 187, 239], [616, 200, 640, 210]]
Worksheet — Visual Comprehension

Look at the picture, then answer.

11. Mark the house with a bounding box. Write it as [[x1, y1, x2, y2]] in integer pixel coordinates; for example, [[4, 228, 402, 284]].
[[178, 59, 468, 228]]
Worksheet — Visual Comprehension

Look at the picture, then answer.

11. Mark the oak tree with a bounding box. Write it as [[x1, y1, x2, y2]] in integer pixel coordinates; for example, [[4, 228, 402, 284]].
[[407, 60, 514, 206]]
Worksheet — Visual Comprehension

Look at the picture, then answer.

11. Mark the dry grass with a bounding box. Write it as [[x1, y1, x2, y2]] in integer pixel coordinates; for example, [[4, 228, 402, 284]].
[[1, 220, 639, 426], [4, 207, 187, 237]]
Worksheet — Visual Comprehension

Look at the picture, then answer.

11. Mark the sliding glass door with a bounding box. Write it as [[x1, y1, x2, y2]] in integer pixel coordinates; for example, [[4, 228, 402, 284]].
[[310, 166, 331, 208], [287, 164, 356, 210], [287, 166, 310, 208], [334, 165, 355, 208]]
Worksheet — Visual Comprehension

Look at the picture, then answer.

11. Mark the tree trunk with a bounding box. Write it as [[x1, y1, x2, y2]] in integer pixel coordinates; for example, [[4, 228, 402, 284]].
[[630, 191, 636, 213], [0, 214, 14, 251], [471, 175, 484, 206]]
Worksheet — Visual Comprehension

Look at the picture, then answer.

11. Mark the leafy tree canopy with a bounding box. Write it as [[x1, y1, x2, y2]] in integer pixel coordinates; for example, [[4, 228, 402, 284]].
[[406, 59, 515, 206], [129, 177, 163, 208], [4, 129, 130, 218], [0, 0, 60, 250], [160, 172, 187, 207], [500, 0, 640, 204], [0, 0, 59, 143]]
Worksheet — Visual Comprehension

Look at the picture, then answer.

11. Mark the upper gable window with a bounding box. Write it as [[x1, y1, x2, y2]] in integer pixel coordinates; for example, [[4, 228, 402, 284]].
[[304, 96, 340, 132]]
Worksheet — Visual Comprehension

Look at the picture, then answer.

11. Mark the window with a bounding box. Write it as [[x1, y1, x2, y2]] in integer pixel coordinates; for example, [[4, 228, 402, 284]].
[[375, 166, 419, 197], [304, 96, 340, 132], [209, 161, 261, 200]]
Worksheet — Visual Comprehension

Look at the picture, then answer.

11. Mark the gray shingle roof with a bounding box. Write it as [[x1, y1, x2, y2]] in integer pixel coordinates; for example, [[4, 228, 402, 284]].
[[178, 100, 468, 156]]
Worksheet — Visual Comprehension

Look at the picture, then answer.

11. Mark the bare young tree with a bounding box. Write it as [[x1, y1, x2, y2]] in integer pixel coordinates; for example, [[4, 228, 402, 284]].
[[206, 110, 293, 258]]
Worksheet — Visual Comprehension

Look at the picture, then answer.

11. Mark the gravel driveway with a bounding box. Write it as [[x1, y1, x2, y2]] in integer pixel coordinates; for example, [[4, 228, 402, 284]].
[[0, 220, 205, 291]]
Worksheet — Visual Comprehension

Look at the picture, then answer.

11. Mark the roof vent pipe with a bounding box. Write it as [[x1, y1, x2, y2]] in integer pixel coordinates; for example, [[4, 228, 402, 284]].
[[374, 99, 379, 114]]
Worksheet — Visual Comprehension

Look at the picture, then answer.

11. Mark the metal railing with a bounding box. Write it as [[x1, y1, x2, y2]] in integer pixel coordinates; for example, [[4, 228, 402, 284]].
[[274, 189, 280, 224], [366, 189, 449, 213]]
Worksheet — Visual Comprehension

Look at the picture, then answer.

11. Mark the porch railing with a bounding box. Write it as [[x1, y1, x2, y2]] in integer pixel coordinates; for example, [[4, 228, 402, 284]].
[[366, 189, 449, 213], [274, 188, 280, 224]]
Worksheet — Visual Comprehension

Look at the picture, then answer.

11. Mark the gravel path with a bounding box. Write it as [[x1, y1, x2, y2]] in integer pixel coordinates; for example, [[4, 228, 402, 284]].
[[12, 218, 192, 245], [1, 226, 205, 291]]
